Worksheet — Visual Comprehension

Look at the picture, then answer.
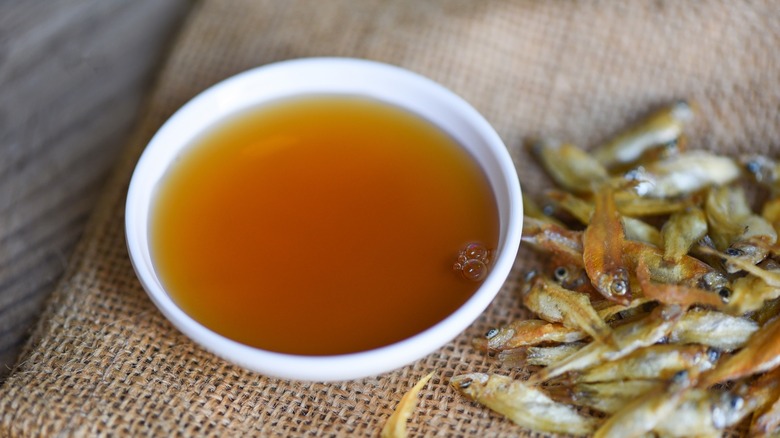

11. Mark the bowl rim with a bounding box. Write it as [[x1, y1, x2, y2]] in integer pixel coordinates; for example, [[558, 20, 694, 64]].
[[125, 57, 523, 381]]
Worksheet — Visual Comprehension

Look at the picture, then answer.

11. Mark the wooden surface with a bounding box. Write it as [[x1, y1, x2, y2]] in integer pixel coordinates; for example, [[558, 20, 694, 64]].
[[0, 0, 192, 380]]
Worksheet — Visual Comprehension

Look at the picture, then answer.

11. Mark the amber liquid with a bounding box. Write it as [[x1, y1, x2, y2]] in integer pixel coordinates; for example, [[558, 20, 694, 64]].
[[151, 95, 499, 355]]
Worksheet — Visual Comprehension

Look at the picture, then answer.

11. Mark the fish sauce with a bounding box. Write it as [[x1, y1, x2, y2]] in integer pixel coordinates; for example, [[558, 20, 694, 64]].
[[150, 95, 499, 355]]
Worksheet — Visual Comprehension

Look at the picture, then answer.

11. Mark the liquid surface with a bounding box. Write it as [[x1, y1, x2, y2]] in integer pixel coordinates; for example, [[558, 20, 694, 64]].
[[151, 95, 499, 355]]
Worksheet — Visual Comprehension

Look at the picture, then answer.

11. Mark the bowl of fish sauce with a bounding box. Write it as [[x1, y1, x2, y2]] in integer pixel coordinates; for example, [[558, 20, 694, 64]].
[[125, 57, 523, 381]]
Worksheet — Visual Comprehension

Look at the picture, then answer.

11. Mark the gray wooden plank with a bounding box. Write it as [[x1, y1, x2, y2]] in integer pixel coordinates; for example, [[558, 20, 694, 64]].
[[0, 0, 192, 380]]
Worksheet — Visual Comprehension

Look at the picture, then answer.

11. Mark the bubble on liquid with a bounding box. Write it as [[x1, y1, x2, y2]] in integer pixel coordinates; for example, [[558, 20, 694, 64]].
[[464, 242, 490, 263], [461, 259, 487, 281], [454, 242, 493, 282]]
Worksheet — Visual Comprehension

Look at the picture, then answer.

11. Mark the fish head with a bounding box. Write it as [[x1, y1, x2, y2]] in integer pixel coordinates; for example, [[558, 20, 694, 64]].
[[485, 326, 517, 352], [595, 268, 631, 305], [553, 264, 590, 291], [670, 99, 694, 123], [724, 243, 769, 274], [450, 373, 489, 398], [711, 391, 746, 430], [697, 271, 729, 293]]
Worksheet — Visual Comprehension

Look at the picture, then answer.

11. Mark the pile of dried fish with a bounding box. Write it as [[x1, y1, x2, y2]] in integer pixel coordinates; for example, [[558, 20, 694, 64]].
[[451, 101, 780, 437]]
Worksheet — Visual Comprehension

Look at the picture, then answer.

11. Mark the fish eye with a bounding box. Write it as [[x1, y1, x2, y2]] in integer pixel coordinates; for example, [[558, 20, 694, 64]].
[[718, 288, 731, 303], [745, 160, 761, 175], [610, 279, 628, 296], [706, 347, 721, 362], [624, 169, 640, 180], [729, 395, 744, 410], [697, 271, 728, 291], [725, 248, 744, 257], [553, 267, 568, 282], [485, 328, 499, 339], [671, 370, 689, 384], [459, 379, 472, 389]]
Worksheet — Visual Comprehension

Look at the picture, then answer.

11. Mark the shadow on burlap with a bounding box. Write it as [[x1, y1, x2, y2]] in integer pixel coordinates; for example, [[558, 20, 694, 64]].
[[2, 1, 779, 436]]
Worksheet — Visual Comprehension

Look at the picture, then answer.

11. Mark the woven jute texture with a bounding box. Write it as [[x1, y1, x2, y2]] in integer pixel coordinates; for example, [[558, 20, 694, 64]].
[[2, 1, 780, 436]]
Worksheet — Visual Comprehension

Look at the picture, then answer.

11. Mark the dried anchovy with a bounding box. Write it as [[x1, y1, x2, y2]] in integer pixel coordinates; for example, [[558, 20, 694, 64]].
[[449, 101, 780, 436]]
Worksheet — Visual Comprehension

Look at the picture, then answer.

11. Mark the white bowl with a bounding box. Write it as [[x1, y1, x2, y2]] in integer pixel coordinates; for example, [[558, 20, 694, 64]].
[[125, 58, 523, 381]]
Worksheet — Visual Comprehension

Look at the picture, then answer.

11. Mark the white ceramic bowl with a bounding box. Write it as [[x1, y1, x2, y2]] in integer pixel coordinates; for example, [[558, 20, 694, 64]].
[[125, 58, 523, 381]]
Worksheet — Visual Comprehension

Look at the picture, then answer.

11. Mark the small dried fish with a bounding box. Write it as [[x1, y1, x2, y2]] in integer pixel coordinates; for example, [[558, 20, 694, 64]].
[[522, 195, 565, 227], [623, 240, 727, 292], [726, 266, 780, 315], [704, 185, 777, 272], [613, 190, 689, 216], [544, 189, 592, 224], [593, 100, 694, 169], [653, 388, 750, 437], [547, 189, 663, 246], [381, 372, 433, 438], [705, 185, 753, 249], [528, 305, 683, 384], [522, 274, 615, 346], [747, 367, 780, 437], [583, 185, 631, 304], [574, 344, 719, 383], [458, 102, 780, 436], [661, 206, 708, 262], [635, 258, 725, 309], [669, 308, 758, 351], [701, 245, 780, 288], [753, 297, 780, 326], [451, 373, 598, 435], [550, 264, 597, 295], [559, 380, 663, 415], [690, 235, 729, 272], [699, 315, 780, 387], [620, 150, 740, 198], [594, 296, 655, 322], [498, 343, 587, 368], [593, 370, 693, 438], [743, 154, 780, 194], [725, 215, 777, 273], [621, 218, 664, 248], [476, 319, 586, 353], [521, 217, 584, 267], [530, 138, 608, 194]]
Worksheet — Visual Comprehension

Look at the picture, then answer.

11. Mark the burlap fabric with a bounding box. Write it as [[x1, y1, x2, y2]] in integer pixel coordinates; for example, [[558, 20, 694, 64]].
[[2, 1, 779, 436]]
